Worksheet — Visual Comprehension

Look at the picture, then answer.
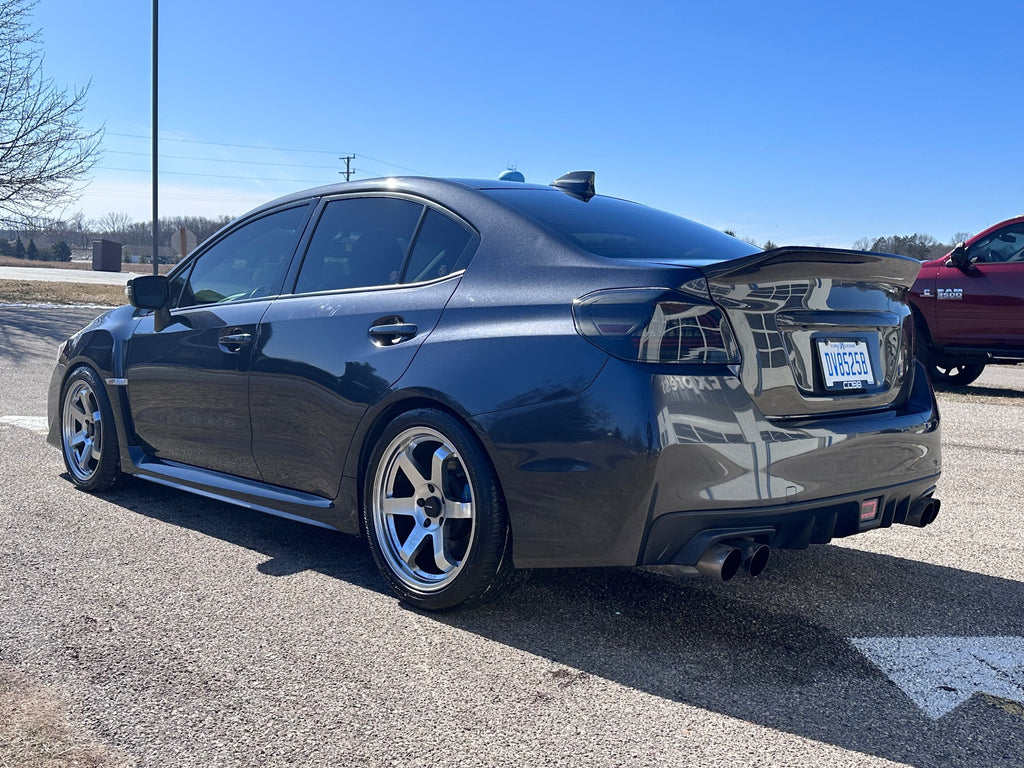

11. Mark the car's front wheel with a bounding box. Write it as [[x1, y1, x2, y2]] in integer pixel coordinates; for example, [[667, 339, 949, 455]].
[[363, 409, 518, 611], [929, 361, 985, 386], [60, 366, 122, 492]]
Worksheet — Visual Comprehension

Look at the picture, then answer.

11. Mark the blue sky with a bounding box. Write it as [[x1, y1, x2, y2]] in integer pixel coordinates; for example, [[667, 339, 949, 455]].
[[27, 0, 1024, 247]]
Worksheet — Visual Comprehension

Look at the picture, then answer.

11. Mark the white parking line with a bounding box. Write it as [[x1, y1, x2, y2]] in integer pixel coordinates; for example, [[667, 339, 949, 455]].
[[851, 635, 1024, 719], [1, 415, 49, 433]]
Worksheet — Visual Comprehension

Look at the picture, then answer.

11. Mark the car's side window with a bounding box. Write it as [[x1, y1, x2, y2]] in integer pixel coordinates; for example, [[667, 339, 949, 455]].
[[968, 224, 1024, 264], [403, 209, 478, 283], [174, 205, 308, 308], [295, 197, 423, 294]]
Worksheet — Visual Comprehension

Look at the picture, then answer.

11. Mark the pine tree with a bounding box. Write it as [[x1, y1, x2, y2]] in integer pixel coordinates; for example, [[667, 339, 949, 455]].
[[26, 237, 39, 260], [13, 236, 25, 258], [51, 240, 72, 261]]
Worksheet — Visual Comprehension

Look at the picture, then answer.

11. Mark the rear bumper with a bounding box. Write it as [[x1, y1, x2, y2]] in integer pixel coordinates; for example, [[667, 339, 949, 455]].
[[640, 474, 940, 567]]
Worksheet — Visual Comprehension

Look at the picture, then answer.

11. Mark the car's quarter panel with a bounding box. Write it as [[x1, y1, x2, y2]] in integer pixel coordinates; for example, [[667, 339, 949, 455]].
[[248, 277, 460, 501], [125, 301, 269, 479], [474, 355, 940, 570]]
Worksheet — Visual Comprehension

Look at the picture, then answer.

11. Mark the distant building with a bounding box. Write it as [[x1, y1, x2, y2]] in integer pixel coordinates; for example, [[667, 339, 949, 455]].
[[122, 244, 176, 264]]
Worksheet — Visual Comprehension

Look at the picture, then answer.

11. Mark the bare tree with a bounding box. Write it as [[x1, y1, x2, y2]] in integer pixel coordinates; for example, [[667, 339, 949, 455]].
[[94, 211, 134, 239], [0, 0, 102, 226]]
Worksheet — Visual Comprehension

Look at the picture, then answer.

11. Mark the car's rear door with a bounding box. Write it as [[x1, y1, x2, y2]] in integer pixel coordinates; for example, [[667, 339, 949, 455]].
[[125, 204, 311, 479], [248, 194, 478, 499]]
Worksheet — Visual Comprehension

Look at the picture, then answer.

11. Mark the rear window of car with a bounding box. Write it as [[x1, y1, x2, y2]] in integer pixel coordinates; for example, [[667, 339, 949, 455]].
[[484, 188, 759, 262]]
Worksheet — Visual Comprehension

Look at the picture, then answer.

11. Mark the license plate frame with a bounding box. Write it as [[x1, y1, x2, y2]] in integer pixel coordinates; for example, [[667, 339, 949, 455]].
[[816, 338, 874, 391]]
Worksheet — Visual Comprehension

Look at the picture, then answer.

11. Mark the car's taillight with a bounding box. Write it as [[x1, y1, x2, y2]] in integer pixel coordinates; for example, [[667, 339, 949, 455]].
[[572, 288, 740, 365]]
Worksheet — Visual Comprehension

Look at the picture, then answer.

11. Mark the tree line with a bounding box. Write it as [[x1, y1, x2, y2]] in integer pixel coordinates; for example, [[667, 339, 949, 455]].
[[1, 213, 235, 263], [728, 231, 970, 260]]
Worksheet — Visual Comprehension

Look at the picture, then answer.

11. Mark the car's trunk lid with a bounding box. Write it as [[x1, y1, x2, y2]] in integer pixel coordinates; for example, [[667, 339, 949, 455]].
[[698, 246, 922, 419]]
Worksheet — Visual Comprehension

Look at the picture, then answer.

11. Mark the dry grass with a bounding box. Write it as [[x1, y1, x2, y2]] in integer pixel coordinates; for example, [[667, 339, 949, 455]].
[[0, 666, 129, 768], [0, 281, 126, 307], [0, 257, 171, 274]]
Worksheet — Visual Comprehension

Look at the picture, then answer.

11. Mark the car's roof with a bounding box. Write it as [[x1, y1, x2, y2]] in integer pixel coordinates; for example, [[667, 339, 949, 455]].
[[251, 176, 557, 215]]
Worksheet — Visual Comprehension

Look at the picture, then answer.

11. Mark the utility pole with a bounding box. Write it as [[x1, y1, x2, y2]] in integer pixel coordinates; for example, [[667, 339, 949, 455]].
[[340, 155, 354, 181], [151, 0, 159, 275]]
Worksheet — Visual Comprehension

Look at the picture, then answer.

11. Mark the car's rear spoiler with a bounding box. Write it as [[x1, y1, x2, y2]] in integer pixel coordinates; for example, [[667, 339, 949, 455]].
[[699, 246, 922, 291]]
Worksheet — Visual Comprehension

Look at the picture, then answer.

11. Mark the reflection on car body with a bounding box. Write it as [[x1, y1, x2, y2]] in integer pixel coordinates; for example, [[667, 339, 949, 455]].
[[48, 172, 942, 611]]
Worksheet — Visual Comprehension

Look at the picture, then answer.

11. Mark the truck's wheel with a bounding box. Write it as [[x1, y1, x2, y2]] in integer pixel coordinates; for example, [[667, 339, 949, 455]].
[[929, 362, 985, 386]]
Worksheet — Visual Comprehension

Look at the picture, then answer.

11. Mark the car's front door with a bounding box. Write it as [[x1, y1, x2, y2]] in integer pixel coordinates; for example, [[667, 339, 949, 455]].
[[248, 195, 478, 499], [931, 221, 1024, 348], [125, 204, 311, 478]]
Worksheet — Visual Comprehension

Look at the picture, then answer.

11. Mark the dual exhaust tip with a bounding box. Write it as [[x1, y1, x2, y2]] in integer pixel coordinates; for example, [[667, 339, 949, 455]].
[[694, 496, 941, 582], [904, 497, 940, 528], [696, 540, 770, 581]]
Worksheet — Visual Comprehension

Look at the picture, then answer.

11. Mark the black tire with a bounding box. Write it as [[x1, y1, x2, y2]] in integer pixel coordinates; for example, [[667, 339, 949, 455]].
[[362, 409, 519, 611], [59, 366, 123, 492], [929, 362, 985, 386]]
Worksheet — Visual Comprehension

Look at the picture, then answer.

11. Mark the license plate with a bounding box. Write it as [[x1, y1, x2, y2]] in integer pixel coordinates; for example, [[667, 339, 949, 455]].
[[817, 339, 874, 390]]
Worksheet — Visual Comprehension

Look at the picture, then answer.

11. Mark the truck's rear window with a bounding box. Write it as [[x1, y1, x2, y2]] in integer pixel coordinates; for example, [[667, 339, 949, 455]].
[[484, 188, 759, 262]]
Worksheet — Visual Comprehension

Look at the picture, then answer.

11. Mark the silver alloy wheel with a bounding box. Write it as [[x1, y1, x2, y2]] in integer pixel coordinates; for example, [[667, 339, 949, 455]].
[[371, 426, 476, 593], [62, 379, 104, 482]]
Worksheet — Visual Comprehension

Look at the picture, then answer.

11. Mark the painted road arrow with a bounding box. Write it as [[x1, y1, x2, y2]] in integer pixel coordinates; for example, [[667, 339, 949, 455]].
[[850, 636, 1024, 719]]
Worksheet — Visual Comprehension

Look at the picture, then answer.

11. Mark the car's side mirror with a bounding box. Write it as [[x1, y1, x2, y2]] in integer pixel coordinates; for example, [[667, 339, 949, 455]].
[[127, 275, 173, 330], [945, 242, 969, 269], [127, 274, 169, 309]]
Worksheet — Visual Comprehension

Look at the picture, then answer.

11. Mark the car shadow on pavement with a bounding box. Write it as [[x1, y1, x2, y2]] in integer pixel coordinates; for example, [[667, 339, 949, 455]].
[[932, 382, 1024, 402], [0, 307, 103, 362], [89, 476, 389, 595], [101, 477, 1023, 768], [444, 551, 1024, 768]]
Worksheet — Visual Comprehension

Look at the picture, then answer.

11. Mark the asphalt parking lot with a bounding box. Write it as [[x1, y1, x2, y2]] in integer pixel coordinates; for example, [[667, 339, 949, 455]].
[[1, 306, 1022, 768]]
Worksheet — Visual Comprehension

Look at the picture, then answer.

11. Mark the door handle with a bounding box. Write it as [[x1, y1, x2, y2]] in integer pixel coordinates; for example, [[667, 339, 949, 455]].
[[368, 322, 418, 346], [218, 331, 252, 352]]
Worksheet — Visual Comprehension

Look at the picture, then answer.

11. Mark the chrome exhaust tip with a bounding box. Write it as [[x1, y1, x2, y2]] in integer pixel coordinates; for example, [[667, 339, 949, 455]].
[[737, 540, 770, 578]]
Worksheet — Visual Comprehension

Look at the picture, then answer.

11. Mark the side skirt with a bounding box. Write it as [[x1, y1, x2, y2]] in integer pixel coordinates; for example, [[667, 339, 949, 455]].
[[128, 447, 343, 532]]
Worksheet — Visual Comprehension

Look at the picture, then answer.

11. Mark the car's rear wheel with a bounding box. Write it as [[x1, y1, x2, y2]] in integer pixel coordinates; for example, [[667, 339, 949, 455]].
[[363, 409, 518, 611], [929, 361, 985, 386], [60, 366, 122, 492]]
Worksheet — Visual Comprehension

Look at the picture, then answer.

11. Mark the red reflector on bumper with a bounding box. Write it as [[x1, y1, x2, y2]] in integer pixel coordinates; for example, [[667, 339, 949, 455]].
[[860, 498, 880, 523]]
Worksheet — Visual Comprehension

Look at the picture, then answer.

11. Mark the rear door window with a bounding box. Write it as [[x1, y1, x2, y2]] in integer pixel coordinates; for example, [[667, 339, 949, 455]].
[[295, 197, 423, 294]]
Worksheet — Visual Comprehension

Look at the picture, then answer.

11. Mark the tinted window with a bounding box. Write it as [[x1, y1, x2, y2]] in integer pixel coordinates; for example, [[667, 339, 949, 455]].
[[403, 209, 478, 283], [968, 224, 1024, 264], [175, 205, 308, 308], [484, 188, 758, 262], [295, 197, 423, 293]]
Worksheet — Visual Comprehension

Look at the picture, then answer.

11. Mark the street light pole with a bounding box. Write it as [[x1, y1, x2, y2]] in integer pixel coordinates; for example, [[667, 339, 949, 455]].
[[151, 0, 159, 275]]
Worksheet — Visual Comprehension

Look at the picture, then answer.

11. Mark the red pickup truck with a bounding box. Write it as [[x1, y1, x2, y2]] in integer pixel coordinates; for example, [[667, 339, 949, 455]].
[[909, 215, 1024, 384]]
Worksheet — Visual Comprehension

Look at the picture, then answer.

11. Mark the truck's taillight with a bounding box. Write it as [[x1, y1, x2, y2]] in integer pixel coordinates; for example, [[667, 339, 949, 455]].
[[572, 288, 740, 365]]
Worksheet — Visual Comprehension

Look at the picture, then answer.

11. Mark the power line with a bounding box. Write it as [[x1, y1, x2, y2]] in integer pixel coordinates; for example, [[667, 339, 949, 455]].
[[106, 149, 340, 171], [95, 165, 334, 184], [104, 132, 429, 174], [106, 131, 344, 156]]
